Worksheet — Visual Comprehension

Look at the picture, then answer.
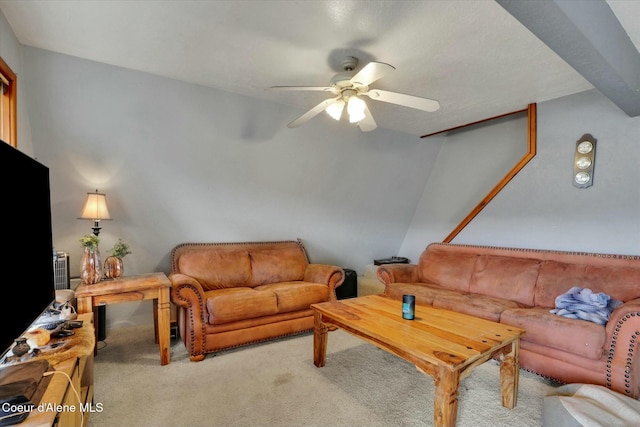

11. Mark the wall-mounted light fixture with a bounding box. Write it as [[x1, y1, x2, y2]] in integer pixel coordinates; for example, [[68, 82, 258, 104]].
[[79, 189, 111, 235], [573, 134, 597, 188]]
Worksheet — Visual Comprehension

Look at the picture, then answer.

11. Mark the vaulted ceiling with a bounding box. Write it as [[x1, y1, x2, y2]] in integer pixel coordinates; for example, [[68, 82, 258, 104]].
[[1, 0, 638, 137]]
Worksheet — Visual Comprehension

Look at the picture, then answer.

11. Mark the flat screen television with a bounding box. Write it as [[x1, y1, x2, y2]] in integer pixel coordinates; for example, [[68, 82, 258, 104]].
[[0, 141, 55, 359]]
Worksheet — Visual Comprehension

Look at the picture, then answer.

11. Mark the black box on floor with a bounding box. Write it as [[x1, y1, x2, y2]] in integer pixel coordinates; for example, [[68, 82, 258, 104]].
[[97, 305, 106, 341], [336, 268, 357, 299]]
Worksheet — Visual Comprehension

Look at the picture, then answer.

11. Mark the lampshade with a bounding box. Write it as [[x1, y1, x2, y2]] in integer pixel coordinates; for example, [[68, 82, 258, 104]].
[[80, 190, 111, 220], [347, 96, 366, 123], [325, 99, 345, 121]]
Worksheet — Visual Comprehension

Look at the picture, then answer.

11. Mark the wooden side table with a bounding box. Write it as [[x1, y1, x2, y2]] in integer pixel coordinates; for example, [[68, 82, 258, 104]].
[[75, 272, 171, 366]]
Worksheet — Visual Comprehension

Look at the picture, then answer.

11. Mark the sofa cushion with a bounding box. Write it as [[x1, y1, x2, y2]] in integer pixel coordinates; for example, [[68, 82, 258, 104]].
[[535, 262, 588, 308], [205, 288, 278, 325], [254, 282, 329, 312], [250, 248, 307, 286], [179, 250, 251, 290], [501, 307, 605, 360], [417, 249, 478, 292], [433, 294, 528, 322], [536, 260, 640, 308], [384, 282, 467, 306], [520, 340, 605, 373], [469, 255, 540, 306]]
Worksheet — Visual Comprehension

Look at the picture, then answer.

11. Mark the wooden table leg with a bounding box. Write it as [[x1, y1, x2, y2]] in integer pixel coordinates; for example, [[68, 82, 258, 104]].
[[156, 287, 171, 365], [433, 366, 460, 427], [76, 296, 98, 355], [313, 311, 328, 367], [153, 299, 159, 344], [500, 340, 520, 409]]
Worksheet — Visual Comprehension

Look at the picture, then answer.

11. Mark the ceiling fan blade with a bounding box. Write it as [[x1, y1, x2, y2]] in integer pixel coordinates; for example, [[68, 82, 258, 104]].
[[364, 89, 440, 112], [270, 86, 332, 92], [350, 62, 395, 87], [357, 102, 377, 132], [287, 98, 337, 128]]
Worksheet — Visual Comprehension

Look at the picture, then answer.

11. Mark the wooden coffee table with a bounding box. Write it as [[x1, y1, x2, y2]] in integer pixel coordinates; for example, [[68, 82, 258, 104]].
[[311, 295, 525, 427]]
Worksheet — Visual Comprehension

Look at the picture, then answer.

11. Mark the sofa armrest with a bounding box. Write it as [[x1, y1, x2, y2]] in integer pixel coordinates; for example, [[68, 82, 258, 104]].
[[169, 272, 209, 361], [304, 264, 345, 302], [377, 263, 418, 285], [605, 298, 640, 398], [170, 273, 206, 308]]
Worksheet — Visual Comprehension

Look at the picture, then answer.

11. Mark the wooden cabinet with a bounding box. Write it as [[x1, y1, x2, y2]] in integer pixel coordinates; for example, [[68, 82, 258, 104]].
[[52, 352, 93, 427], [17, 312, 95, 427]]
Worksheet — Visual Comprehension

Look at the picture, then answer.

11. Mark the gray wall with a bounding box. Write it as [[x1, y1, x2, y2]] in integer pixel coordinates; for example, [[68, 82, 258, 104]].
[[400, 112, 528, 259], [23, 47, 439, 275], [400, 89, 640, 260], [457, 89, 640, 254]]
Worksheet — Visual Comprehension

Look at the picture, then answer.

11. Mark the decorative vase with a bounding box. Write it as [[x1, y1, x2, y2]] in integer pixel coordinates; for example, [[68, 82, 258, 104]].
[[12, 337, 30, 357], [80, 246, 102, 284], [104, 256, 123, 279]]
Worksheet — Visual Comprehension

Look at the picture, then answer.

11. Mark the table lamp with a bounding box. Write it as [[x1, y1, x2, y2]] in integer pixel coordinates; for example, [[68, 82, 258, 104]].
[[79, 189, 111, 236]]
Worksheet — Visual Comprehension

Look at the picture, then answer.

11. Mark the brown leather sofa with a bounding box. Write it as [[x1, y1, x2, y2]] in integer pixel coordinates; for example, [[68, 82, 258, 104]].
[[378, 242, 640, 398], [169, 239, 344, 361]]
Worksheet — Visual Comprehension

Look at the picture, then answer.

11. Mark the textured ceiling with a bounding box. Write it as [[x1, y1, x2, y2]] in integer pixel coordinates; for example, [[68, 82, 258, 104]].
[[0, 0, 638, 137]]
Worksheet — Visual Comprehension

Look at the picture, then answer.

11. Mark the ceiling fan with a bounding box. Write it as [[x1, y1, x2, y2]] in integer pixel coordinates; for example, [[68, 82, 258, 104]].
[[270, 56, 440, 132]]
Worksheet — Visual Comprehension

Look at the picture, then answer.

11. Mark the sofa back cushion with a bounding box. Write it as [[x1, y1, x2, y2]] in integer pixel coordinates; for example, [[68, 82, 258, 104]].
[[469, 255, 540, 306], [417, 247, 477, 292], [536, 260, 640, 307], [418, 243, 640, 309], [250, 247, 308, 286], [177, 250, 252, 290], [171, 240, 312, 290]]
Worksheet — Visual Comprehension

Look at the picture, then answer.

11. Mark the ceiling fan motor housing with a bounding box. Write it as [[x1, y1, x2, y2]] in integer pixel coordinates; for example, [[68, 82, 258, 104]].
[[330, 56, 367, 91], [342, 56, 358, 71]]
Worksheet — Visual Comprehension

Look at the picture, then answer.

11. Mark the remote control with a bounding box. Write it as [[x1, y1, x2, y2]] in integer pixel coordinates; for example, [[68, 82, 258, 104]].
[[67, 320, 83, 329], [40, 320, 65, 330]]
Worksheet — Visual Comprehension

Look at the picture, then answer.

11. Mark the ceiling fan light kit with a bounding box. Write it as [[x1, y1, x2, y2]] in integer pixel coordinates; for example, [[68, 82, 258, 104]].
[[325, 99, 345, 120], [270, 56, 440, 132], [346, 94, 366, 123]]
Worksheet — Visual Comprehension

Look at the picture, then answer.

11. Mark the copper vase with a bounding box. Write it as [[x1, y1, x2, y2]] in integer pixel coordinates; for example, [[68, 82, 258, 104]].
[[80, 246, 102, 284], [104, 256, 123, 279]]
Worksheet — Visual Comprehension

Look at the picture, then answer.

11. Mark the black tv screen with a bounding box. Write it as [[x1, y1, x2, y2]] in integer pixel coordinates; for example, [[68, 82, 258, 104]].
[[0, 141, 55, 358]]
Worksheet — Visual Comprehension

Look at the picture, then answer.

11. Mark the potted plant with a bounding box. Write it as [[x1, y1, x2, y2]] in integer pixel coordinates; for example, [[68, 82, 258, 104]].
[[104, 238, 131, 279], [79, 234, 101, 284]]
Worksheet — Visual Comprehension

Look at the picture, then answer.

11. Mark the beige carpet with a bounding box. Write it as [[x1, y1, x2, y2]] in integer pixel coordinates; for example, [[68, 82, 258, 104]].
[[88, 324, 560, 427]]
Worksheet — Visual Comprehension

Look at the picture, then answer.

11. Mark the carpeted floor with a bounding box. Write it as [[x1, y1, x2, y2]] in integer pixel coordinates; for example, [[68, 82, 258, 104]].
[[88, 324, 560, 427]]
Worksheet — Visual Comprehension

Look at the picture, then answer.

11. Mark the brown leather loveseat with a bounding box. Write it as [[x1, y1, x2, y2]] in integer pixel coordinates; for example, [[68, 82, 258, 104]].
[[378, 242, 640, 398], [170, 239, 344, 361]]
